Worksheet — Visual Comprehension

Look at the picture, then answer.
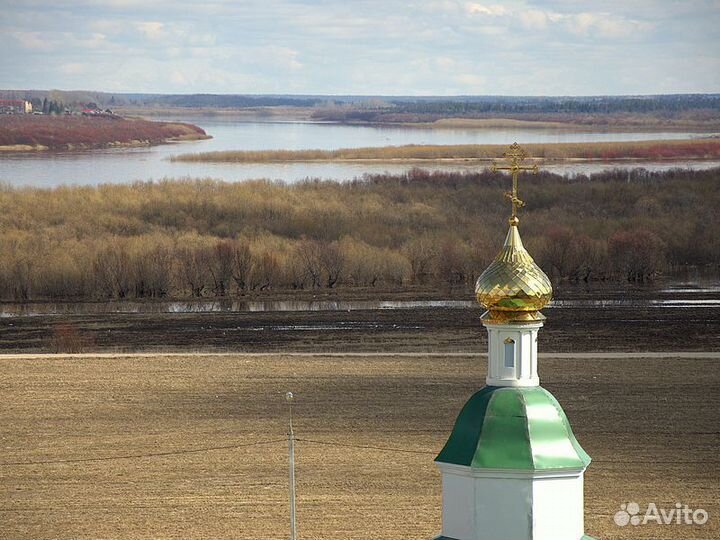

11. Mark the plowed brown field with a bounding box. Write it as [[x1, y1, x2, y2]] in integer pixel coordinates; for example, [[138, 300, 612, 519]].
[[1, 353, 717, 540]]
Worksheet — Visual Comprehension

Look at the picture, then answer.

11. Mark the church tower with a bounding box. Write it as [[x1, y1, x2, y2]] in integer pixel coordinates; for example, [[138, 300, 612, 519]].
[[435, 143, 595, 540]]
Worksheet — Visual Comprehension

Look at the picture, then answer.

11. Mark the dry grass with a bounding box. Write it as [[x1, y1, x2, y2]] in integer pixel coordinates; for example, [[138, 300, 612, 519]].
[[0, 115, 208, 150], [426, 117, 592, 129], [171, 138, 720, 163], [1, 353, 717, 540]]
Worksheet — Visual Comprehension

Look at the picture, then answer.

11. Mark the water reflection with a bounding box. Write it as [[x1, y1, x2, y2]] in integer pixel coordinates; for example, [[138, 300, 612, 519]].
[[1, 296, 719, 318], [246, 322, 424, 332]]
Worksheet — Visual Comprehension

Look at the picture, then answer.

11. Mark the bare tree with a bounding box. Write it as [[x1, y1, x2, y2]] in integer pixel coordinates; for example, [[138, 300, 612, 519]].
[[295, 239, 323, 288], [436, 239, 467, 286], [402, 237, 436, 285], [342, 239, 382, 286], [248, 252, 280, 290], [284, 250, 308, 289], [94, 242, 131, 298], [133, 243, 172, 298], [609, 230, 665, 282], [231, 241, 253, 292], [207, 240, 234, 296], [10, 255, 34, 300], [319, 241, 344, 288], [176, 247, 209, 297]]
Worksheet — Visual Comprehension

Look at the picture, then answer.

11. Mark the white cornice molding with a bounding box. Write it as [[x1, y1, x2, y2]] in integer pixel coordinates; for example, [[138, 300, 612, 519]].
[[436, 461, 586, 479]]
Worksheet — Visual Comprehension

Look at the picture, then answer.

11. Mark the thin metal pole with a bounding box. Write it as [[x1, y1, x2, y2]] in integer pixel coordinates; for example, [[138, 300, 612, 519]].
[[286, 392, 297, 540]]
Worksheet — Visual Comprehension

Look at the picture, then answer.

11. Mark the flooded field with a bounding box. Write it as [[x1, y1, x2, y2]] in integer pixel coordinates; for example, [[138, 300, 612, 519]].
[[1, 281, 718, 354], [3, 297, 720, 318], [2, 281, 718, 318]]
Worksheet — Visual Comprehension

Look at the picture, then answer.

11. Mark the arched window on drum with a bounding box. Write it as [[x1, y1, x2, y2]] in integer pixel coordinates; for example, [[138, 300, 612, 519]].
[[503, 337, 515, 369]]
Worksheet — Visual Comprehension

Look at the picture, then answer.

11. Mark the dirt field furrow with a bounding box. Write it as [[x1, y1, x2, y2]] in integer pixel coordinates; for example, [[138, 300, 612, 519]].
[[1, 354, 717, 539]]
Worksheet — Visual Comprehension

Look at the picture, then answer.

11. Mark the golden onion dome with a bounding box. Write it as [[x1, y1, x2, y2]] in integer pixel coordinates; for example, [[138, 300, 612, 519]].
[[475, 217, 552, 323]]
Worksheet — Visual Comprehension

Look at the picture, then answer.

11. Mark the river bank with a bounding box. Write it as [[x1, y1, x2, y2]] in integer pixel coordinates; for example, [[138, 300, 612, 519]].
[[0, 115, 209, 152]]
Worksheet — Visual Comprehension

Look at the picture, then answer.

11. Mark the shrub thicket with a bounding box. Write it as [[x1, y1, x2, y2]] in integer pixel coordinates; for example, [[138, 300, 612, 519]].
[[0, 167, 718, 300], [172, 139, 720, 163]]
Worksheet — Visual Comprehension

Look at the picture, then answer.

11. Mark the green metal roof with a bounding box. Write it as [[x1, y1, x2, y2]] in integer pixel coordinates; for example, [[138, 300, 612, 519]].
[[436, 386, 591, 470]]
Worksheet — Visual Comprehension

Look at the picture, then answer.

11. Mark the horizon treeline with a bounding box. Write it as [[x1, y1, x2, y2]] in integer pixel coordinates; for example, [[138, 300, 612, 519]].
[[3, 90, 718, 115], [0, 167, 718, 301]]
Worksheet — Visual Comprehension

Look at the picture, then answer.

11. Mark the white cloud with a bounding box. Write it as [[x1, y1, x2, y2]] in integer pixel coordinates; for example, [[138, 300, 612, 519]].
[[90, 19, 127, 35], [465, 3, 509, 16], [11, 31, 53, 51], [253, 46, 304, 71], [135, 21, 165, 40], [567, 12, 654, 38], [475, 25, 507, 35], [10, 31, 107, 52], [518, 9, 556, 29], [133, 21, 215, 48], [59, 62, 88, 75], [464, 4, 653, 39]]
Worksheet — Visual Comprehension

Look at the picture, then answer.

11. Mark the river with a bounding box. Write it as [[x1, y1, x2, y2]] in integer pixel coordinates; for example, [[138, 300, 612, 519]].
[[1, 116, 718, 187]]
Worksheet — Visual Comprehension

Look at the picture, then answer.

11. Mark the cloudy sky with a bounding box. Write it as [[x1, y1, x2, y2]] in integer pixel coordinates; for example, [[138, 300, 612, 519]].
[[1, 0, 719, 96]]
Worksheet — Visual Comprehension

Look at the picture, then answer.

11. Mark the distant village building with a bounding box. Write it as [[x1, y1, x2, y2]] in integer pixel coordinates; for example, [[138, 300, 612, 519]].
[[0, 100, 32, 114], [434, 143, 595, 540]]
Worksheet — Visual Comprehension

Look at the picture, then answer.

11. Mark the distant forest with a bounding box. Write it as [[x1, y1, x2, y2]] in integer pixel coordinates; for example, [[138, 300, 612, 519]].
[[394, 94, 720, 114], [334, 94, 720, 117], [0, 168, 718, 301], [2, 89, 719, 116], [312, 94, 720, 124]]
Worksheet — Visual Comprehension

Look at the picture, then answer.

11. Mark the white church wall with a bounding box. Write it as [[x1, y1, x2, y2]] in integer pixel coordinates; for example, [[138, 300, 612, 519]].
[[441, 471, 475, 540], [472, 475, 532, 540], [438, 464, 587, 540], [439, 465, 534, 540], [532, 472, 585, 540]]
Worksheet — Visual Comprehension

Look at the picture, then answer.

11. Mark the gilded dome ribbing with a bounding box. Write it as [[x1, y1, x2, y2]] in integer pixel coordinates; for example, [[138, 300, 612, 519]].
[[475, 220, 552, 322]]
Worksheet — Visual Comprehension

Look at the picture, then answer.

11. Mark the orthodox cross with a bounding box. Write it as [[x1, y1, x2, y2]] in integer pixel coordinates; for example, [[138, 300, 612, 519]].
[[491, 142, 538, 223]]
